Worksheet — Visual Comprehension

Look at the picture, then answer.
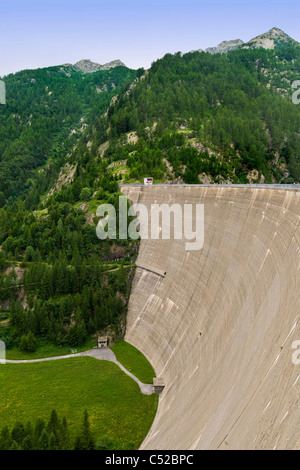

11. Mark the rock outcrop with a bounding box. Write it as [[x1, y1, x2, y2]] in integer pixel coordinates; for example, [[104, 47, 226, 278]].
[[205, 39, 244, 54], [242, 27, 299, 50], [202, 27, 299, 55]]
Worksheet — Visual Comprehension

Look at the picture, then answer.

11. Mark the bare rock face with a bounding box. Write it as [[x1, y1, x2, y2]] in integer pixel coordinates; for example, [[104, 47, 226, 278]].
[[242, 27, 299, 50], [72, 59, 126, 73]]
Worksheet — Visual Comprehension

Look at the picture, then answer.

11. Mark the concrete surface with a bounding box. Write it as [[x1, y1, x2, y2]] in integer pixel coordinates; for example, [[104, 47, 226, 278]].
[[121, 185, 300, 450]]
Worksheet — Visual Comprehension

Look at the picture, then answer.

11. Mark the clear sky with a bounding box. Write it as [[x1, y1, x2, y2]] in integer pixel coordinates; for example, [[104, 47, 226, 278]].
[[1, 0, 300, 76]]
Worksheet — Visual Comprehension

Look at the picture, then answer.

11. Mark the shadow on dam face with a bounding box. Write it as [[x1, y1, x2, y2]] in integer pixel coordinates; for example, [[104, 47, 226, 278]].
[[121, 185, 300, 450]]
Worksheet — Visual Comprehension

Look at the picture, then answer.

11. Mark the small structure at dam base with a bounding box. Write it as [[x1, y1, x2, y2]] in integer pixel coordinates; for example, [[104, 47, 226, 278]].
[[97, 336, 108, 348], [153, 377, 165, 394]]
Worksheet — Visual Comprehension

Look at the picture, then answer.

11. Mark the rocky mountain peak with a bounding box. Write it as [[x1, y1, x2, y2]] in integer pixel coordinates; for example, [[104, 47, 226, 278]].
[[202, 27, 299, 55], [242, 27, 299, 50], [205, 39, 244, 54], [72, 59, 126, 73]]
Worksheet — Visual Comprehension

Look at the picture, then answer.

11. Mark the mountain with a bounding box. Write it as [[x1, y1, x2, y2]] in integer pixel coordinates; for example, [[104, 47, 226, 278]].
[[92, 41, 300, 185], [0, 28, 300, 356], [72, 59, 126, 73], [204, 27, 299, 55], [242, 27, 300, 50], [58, 59, 127, 75]]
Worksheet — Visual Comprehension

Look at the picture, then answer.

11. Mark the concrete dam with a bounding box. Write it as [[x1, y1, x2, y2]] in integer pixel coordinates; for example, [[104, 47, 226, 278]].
[[121, 184, 300, 450]]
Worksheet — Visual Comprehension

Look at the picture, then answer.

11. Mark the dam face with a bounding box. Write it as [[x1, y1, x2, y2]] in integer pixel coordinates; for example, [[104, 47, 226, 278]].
[[121, 185, 300, 450]]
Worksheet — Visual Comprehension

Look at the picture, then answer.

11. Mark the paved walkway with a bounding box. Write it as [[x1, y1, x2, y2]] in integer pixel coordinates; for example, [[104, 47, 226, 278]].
[[6, 348, 154, 395]]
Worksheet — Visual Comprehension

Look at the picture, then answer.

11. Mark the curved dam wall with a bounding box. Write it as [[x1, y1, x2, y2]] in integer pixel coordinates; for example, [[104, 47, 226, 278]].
[[121, 185, 300, 450]]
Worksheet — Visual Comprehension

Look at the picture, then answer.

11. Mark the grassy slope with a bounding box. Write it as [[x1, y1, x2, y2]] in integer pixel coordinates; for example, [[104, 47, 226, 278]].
[[0, 356, 158, 449], [111, 340, 156, 384]]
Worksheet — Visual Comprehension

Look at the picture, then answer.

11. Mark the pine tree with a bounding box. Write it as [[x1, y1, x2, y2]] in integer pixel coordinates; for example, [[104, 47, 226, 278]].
[[48, 432, 58, 450], [9, 440, 20, 450], [0, 426, 12, 450], [9, 299, 23, 328], [47, 409, 59, 437], [33, 418, 46, 447], [11, 421, 25, 447], [38, 428, 49, 450], [74, 410, 95, 450], [21, 434, 33, 450], [59, 417, 71, 450]]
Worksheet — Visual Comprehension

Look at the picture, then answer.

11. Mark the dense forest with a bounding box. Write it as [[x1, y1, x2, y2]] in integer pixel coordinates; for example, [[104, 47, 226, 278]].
[[0, 65, 138, 353], [0, 44, 300, 354], [0, 178, 138, 351], [0, 65, 136, 203]]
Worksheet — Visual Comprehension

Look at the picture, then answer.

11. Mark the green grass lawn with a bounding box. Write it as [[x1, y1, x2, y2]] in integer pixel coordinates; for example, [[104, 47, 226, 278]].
[[111, 340, 156, 384], [0, 357, 158, 449], [5, 337, 96, 361]]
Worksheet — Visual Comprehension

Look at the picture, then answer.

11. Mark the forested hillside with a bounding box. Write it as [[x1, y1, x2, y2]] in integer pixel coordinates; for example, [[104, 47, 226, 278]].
[[0, 65, 136, 203], [91, 46, 300, 184], [1, 41, 300, 354]]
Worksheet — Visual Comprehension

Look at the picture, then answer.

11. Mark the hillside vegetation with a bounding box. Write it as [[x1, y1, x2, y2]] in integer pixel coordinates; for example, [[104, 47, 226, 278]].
[[0, 65, 138, 353], [0, 40, 300, 355]]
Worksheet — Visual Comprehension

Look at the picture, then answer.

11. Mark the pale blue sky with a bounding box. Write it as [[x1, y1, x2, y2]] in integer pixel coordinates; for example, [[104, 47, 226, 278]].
[[1, 0, 300, 76]]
